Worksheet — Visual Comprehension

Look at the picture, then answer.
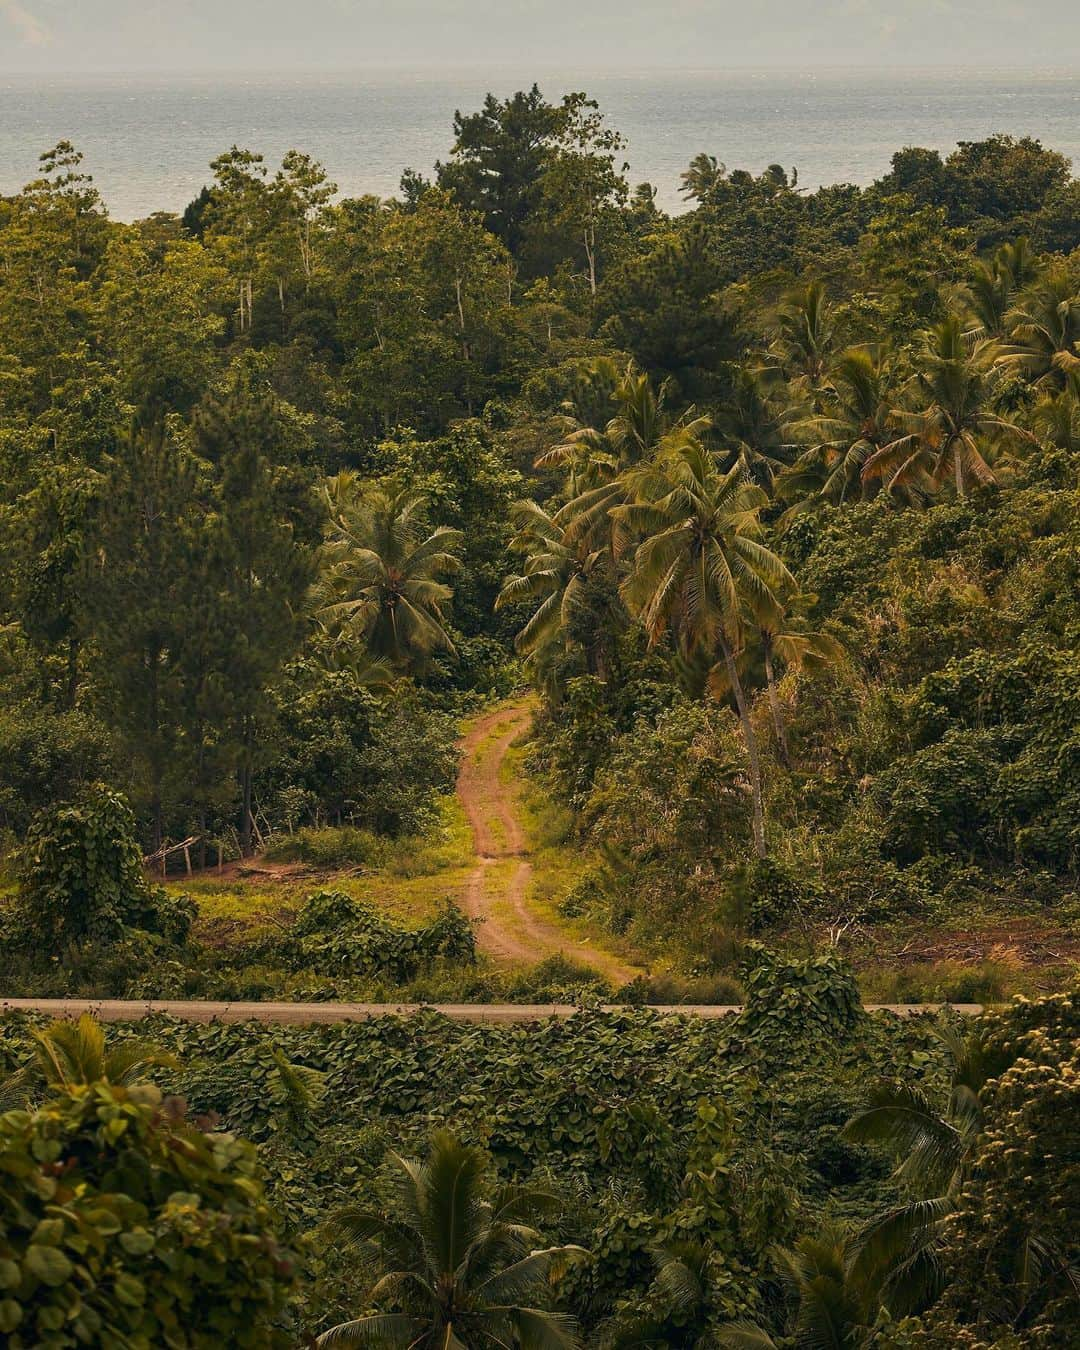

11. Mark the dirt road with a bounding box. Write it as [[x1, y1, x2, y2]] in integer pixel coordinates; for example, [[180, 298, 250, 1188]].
[[456, 702, 639, 983]]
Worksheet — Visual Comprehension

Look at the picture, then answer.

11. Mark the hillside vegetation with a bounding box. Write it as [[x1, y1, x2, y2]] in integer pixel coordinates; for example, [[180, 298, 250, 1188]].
[[0, 93, 1078, 1347]]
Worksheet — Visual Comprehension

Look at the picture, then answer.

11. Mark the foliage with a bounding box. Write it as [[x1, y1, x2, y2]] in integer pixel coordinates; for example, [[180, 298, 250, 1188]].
[[0, 1079, 297, 1347], [271, 890, 476, 981], [10, 788, 193, 951], [316, 1129, 586, 1347]]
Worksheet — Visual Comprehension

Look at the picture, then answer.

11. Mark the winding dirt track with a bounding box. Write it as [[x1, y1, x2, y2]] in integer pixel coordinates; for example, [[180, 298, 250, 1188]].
[[456, 703, 638, 982]]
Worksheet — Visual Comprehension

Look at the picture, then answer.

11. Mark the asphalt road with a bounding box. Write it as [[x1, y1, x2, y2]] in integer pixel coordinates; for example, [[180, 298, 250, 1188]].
[[0, 999, 985, 1024]]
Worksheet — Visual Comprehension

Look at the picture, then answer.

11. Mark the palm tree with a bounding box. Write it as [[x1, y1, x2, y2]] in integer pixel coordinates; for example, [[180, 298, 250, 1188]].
[[315, 1130, 585, 1348], [680, 153, 727, 204], [495, 499, 621, 690], [770, 281, 836, 394], [715, 1228, 873, 1349], [964, 237, 1042, 340], [0, 1014, 175, 1110], [540, 362, 710, 557], [1031, 370, 1080, 452], [780, 347, 900, 517], [839, 1025, 1004, 1318], [862, 315, 1029, 499], [314, 475, 463, 674], [717, 366, 798, 492], [603, 1240, 738, 1349], [615, 445, 794, 857], [999, 267, 1080, 389], [728, 595, 845, 767]]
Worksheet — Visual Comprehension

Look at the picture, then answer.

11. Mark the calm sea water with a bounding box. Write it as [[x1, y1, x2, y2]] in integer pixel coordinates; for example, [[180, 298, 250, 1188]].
[[1, 70, 1079, 219]]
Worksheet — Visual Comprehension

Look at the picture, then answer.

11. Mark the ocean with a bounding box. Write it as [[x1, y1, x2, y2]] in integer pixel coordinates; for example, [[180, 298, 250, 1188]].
[[1, 69, 1079, 220]]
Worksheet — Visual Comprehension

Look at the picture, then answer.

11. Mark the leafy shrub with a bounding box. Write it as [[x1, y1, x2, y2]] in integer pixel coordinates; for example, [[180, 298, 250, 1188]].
[[503, 954, 612, 1003], [0, 704, 117, 836], [265, 672, 459, 837], [556, 870, 606, 919], [727, 856, 810, 934], [0, 1080, 297, 1347], [273, 890, 475, 980], [926, 992, 1080, 1343], [875, 728, 1005, 862], [733, 945, 864, 1058], [262, 826, 389, 869], [9, 787, 194, 952]]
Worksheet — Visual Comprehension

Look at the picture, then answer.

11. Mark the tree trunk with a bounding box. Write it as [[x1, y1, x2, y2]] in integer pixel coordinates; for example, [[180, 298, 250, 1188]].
[[455, 273, 470, 361], [954, 442, 965, 498], [721, 634, 767, 858], [65, 636, 79, 710], [149, 641, 163, 851], [762, 634, 790, 767], [239, 759, 253, 857], [584, 226, 597, 297]]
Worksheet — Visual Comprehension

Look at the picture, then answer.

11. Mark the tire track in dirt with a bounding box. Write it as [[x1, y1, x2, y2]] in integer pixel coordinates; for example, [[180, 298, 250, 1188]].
[[457, 702, 638, 982]]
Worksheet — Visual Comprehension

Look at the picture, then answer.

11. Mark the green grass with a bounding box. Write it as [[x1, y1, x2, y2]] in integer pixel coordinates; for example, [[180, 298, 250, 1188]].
[[172, 796, 476, 938]]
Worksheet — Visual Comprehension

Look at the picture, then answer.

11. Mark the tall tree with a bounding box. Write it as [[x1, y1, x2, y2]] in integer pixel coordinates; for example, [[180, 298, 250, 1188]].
[[314, 475, 462, 676], [84, 419, 202, 846], [616, 446, 794, 857], [862, 315, 1027, 499], [999, 267, 1080, 389], [196, 389, 312, 854], [770, 281, 837, 394], [496, 499, 620, 691], [780, 346, 898, 514]]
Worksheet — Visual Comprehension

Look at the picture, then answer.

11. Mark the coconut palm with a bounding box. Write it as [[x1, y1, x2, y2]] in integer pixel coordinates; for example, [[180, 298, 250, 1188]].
[[999, 267, 1080, 388], [717, 366, 799, 492], [715, 594, 845, 766], [615, 444, 794, 857], [964, 237, 1042, 339], [0, 1014, 175, 1110], [715, 1227, 874, 1349], [779, 346, 902, 517], [540, 362, 710, 556], [496, 499, 622, 689], [840, 1025, 1006, 1318], [314, 475, 463, 674], [680, 153, 727, 204], [315, 1130, 585, 1348], [862, 315, 1029, 499], [770, 281, 836, 394], [1031, 370, 1080, 452]]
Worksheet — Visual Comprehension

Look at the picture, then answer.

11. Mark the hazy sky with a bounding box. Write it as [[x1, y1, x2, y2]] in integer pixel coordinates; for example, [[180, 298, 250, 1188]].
[[1, 0, 1078, 75]]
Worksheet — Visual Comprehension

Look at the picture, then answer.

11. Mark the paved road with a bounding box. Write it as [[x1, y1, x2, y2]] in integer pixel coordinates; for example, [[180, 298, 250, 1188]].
[[0, 999, 985, 1025]]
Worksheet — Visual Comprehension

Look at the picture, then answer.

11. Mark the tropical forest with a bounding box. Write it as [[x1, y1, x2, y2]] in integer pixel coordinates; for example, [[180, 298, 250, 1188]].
[[0, 90, 1078, 1347]]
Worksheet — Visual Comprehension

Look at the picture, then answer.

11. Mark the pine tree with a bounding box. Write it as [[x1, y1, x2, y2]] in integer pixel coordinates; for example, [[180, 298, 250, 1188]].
[[85, 419, 201, 847], [196, 389, 312, 854]]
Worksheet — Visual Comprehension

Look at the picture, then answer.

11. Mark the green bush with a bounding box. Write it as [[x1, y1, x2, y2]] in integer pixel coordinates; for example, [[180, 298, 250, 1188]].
[[728, 856, 810, 934], [733, 944, 865, 1058], [272, 889, 476, 981], [262, 826, 389, 869], [264, 672, 459, 837], [0, 705, 117, 837], [11, 788, 194, 952], [0, 1080, 297, 1348]]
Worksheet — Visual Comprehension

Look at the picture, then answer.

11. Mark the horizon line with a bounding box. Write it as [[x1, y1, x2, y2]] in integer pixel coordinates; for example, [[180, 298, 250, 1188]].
[[3, 62, 1080, 81]]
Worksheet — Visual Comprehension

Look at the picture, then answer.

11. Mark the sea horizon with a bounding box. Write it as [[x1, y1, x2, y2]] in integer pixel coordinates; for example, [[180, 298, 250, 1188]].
[[3, 66, 1079, 219]]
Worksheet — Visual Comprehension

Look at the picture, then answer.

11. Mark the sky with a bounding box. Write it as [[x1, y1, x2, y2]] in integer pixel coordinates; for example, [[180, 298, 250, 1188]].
[[0, 0, 1078, 75]]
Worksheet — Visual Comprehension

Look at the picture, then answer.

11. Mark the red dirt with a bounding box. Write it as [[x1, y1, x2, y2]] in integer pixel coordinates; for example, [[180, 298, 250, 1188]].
[[457, 703, 638, 980]]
